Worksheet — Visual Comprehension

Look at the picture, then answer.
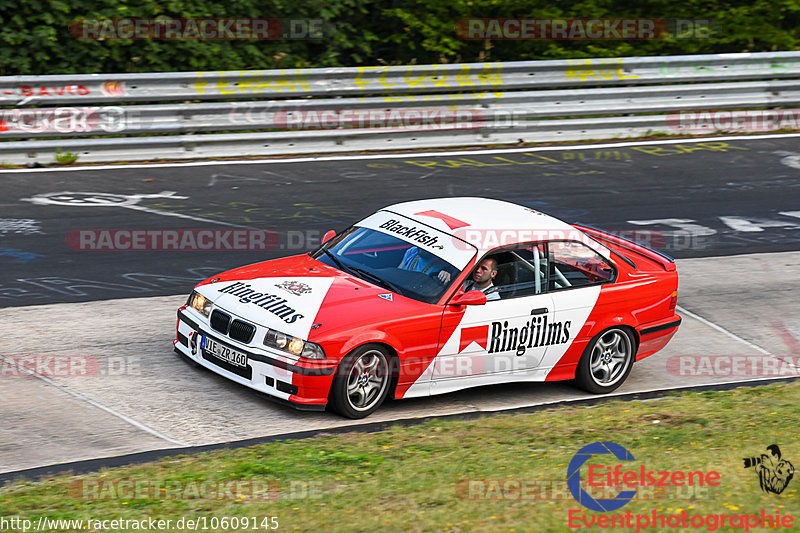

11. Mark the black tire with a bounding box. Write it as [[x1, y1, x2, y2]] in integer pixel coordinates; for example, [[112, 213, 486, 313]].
[[575, 327, 635, 394], [329, 344, 392, 419]]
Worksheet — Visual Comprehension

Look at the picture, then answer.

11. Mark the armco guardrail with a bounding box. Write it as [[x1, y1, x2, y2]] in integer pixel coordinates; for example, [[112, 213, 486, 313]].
[[2, 51, 800, 164]]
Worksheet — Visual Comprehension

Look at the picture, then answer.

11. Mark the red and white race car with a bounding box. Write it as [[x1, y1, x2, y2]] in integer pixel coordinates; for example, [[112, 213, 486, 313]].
[[174, 198, 681, 418]]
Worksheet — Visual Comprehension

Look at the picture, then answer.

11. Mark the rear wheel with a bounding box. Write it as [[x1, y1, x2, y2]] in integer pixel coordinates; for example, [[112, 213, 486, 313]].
[[575, 327, 635, 394], [329, 344, 391, 418]]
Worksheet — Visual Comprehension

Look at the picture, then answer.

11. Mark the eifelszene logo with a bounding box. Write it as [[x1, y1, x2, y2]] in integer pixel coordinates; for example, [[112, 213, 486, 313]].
[[567, 441, 721, 512], [743, 444, 795, 494], [568, 442, 637, 512]]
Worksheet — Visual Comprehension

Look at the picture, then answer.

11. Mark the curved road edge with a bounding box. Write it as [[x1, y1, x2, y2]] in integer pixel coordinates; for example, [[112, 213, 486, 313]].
[[2, 376, 798, 486]]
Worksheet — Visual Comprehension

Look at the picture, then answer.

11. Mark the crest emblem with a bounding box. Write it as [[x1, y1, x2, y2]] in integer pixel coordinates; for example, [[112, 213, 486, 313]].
[[275, 281, 313, 295]]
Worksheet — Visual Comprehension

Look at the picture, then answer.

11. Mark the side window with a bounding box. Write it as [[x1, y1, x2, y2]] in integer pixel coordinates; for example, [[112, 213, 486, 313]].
[[548, 241, 615, 291], [491, 244, 548, 300]]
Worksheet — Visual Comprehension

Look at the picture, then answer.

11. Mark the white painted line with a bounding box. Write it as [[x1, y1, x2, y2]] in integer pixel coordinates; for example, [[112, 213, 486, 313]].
[[10, 363, 187, 446], [124, 204, 252, 229], [676, 305, 771, 355], [3, 132, 800, 173]]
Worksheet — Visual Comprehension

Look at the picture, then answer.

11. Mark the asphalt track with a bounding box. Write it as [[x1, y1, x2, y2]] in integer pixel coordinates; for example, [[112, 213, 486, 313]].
[[2, 251, 799, 479], [1, 135, 799, 478], [1, 135, 799, 306]]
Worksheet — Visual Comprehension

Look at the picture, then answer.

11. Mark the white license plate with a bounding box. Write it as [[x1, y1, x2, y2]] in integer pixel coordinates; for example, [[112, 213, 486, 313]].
[[201, 335, 248, 368]]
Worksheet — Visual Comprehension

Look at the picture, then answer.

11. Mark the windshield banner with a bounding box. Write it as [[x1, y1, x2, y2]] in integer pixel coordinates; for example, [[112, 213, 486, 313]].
[[357, 211, 476, 270]]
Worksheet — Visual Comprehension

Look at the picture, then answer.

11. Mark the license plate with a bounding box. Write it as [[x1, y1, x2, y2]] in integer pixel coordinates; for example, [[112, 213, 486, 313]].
[[201, 335, 248, 368]]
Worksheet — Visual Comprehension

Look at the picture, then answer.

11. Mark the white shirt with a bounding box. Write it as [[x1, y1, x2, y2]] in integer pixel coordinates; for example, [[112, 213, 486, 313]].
[[463, 280, 501, 301]]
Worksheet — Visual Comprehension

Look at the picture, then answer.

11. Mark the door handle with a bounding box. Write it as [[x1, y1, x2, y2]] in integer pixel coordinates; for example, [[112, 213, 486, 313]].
[[531, 307, 548, 315]]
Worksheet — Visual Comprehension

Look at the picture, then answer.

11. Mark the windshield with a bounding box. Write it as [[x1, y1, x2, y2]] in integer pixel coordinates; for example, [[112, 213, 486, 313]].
[[311, 225, 469, 304]]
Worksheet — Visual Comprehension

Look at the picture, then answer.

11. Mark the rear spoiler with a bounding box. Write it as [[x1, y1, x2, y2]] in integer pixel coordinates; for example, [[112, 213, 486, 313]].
[[573, 224, 676, 272]]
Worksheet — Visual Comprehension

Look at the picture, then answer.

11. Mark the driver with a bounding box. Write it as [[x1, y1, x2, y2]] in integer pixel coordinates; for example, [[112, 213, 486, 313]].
[[462, 257, 501, 301], [398, 246, 452, 283]]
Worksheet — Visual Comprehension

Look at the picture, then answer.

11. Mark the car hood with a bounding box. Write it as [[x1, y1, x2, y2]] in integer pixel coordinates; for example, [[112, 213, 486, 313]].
[[194, 254, 435, 340]]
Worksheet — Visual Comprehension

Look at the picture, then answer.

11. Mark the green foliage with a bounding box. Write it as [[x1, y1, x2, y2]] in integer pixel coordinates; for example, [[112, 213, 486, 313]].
[[1, 0, 799, 75], [384, 0, 800, 63], [54, 148, 78, 164], [0, 0, 379, 74]]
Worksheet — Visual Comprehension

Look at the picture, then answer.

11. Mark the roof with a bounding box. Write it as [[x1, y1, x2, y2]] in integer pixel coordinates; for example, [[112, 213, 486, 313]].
[[381, 197, 577, 254]]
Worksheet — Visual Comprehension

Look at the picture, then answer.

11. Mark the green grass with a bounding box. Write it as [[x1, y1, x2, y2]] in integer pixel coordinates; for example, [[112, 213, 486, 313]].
[[53, 148, 79, 165], [2, 382, 800, 532]]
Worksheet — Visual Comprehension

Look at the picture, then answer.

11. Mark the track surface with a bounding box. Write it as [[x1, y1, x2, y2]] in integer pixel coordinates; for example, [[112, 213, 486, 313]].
[[1, 136, 799, 306], [1, 136, 799, 475], [2, 252, 799, 475]]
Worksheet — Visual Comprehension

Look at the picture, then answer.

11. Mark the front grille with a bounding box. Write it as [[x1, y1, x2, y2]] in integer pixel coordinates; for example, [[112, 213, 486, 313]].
[[229, 319, 256, 344], [210, 310, 231, 334]]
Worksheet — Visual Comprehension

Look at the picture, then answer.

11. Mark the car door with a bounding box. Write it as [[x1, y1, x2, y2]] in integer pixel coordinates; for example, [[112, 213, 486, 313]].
[[432, 244, 555, 391], [536, 240, 616, 372]]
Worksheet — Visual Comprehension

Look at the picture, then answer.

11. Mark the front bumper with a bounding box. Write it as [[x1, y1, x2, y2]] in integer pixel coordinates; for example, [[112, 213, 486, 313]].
[[174, 308, 336, 410]]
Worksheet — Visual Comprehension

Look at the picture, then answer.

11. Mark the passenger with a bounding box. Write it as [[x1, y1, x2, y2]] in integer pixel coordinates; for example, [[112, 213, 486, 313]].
[[398, 246, 452, 283]]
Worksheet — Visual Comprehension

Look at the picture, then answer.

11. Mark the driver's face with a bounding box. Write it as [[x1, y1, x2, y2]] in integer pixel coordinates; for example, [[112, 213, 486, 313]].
[[473, 259, 497, 283]]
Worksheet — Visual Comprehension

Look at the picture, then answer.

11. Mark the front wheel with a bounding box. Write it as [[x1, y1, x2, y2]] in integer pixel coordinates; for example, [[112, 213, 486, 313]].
[[329, 344, 392, 418], [575, 327, 635, 394]]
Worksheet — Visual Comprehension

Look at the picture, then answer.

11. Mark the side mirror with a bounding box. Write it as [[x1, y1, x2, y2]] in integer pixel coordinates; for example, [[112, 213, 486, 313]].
[[449, 290, 487, 306], [321, 230, 336, 245]]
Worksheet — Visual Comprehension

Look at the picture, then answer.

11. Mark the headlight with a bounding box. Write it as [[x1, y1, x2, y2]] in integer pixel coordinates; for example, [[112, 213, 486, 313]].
[[301, 342, 326, 360], [274, 331, 288, 349], [264, 329, 326, 360], [187, 290, 212, 317], [288, 338, 305, 354]]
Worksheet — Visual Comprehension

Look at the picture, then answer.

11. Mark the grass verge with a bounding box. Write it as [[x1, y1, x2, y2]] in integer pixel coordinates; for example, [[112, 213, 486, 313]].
[[2, 381, 799, 532]]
